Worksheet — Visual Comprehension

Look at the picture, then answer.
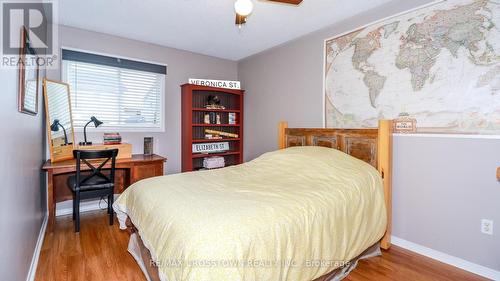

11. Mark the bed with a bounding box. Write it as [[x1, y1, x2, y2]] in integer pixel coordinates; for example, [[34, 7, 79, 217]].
[[113, 120, 393, 281]]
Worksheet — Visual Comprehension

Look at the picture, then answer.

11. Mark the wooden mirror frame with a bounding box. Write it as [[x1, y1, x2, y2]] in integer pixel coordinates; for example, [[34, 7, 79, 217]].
[[18, 26, 40, 115], [43, 78, 75, 163]]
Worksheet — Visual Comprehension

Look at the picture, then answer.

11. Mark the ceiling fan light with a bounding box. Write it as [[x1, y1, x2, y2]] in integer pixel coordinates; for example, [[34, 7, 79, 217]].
[[234, 0, 253, 17]]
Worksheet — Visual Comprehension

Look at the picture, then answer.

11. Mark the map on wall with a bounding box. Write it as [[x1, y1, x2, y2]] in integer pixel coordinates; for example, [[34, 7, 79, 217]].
[[324, 0, 500, 133]]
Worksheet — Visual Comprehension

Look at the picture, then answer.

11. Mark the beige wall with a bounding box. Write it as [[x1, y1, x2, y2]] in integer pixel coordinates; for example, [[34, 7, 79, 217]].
[[0, 57, 46, 279], [238, 0, 500, 273], [47, 25, 239, 174]]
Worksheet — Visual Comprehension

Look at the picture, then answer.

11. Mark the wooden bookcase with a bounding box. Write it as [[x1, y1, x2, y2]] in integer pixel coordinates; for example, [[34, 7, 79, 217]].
[[181, 84, 244, 172]]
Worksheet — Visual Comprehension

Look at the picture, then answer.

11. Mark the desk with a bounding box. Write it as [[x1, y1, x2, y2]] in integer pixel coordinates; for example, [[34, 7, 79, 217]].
[[42, 154, 166, 231]]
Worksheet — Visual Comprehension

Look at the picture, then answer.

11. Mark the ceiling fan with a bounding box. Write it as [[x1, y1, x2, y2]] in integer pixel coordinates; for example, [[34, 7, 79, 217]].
[[234, 0, 303, 26]]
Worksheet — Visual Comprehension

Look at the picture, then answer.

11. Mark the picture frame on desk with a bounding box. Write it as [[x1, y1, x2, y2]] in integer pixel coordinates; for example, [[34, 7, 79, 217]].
[[144, 137, 154, 155]]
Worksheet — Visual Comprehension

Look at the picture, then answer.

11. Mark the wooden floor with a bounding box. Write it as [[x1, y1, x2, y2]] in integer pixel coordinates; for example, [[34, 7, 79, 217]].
[[36, 211, 489, 281]]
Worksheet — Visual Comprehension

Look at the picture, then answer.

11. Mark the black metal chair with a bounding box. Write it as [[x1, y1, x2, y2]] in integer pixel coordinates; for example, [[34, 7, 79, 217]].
[[67, 149, 119, 232]]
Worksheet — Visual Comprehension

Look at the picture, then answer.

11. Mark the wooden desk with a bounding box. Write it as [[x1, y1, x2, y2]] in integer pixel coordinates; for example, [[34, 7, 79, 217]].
[[42, 154, 166, 231]]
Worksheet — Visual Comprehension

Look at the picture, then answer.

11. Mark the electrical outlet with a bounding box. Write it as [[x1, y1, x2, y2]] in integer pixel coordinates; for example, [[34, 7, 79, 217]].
[[481, 219, 493, 235]]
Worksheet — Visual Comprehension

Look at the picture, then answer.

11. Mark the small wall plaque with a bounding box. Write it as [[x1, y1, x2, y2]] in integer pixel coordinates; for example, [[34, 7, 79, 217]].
[[192, 142, 229, 153], [394, 113, 417, 133], [188, 78, 241, 90]]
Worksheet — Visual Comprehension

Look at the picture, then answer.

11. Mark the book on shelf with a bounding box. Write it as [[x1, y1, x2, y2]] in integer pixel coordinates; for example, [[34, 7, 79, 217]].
[[103, 140, 122, 144], [205, 104, 226, 110], [228, 113, 236, 125], [205, 129, 238, 138], [103, 132, 122, 145], [205, 134, 223, 140]]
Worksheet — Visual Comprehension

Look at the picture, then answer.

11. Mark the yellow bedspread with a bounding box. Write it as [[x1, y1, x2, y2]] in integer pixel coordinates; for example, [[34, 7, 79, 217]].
[[114, 146, 387, 281]]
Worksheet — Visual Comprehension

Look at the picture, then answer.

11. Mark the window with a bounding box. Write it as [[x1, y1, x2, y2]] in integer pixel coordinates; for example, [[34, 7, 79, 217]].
[[62, 49, 166, 131]]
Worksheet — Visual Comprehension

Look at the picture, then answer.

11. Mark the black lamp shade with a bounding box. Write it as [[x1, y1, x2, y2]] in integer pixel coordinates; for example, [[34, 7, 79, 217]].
[[90, 116, 103, 128], [79, 116, 103, 146], [50, 119, 60, 132]]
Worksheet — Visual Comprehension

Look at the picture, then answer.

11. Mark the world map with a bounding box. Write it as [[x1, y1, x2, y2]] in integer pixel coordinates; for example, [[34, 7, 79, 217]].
[[324, 0, 500, 133]]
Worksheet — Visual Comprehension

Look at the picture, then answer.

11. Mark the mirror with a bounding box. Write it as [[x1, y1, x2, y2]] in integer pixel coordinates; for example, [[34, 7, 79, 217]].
[[43, 79, 75, 162], [18, 27, 40, 115]]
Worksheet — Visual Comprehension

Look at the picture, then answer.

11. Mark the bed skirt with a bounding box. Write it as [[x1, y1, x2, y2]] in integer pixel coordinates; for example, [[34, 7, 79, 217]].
[[124, 217, 381, 281]]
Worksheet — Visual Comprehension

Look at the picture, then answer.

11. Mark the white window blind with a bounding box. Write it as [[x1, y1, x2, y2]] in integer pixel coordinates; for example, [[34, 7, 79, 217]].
[[62, 53, 165, 131]]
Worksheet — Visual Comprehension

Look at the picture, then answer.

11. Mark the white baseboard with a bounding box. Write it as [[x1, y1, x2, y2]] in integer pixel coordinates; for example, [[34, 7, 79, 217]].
[[26, 214, 48, 281], [56, 195, 119, 217], [391, 236, 500, 280]]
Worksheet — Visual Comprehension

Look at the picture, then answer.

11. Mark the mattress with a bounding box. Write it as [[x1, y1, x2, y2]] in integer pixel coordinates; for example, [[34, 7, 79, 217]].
[[114, 146, 387, 281]]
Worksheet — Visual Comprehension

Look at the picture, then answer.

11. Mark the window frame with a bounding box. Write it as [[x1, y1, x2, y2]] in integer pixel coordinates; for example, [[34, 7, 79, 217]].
[[61, 47, 167, 133]]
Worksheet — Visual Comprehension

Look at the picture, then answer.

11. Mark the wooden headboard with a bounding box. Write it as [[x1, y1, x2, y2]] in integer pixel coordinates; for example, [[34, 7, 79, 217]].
[[278, 120, 393, 250]]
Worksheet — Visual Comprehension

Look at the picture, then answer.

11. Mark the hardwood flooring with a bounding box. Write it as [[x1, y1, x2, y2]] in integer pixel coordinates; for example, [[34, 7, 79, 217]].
[[36, 211, 489, 281]]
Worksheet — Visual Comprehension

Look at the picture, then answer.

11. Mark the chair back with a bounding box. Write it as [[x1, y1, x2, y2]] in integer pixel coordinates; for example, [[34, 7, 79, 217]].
[[73, 149, 119, 189]]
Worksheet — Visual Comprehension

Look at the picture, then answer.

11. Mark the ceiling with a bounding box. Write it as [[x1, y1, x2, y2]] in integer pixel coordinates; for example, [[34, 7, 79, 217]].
[[59, 0, 394, 61]]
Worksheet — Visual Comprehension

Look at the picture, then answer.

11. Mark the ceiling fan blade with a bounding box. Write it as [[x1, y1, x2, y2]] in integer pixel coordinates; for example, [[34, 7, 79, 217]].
[[265, 0, 303, 5], [235, 14, 247, 25]]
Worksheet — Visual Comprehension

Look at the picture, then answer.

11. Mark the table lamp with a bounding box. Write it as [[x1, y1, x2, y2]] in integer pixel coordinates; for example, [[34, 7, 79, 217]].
[[79, 116, 103, 146]]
